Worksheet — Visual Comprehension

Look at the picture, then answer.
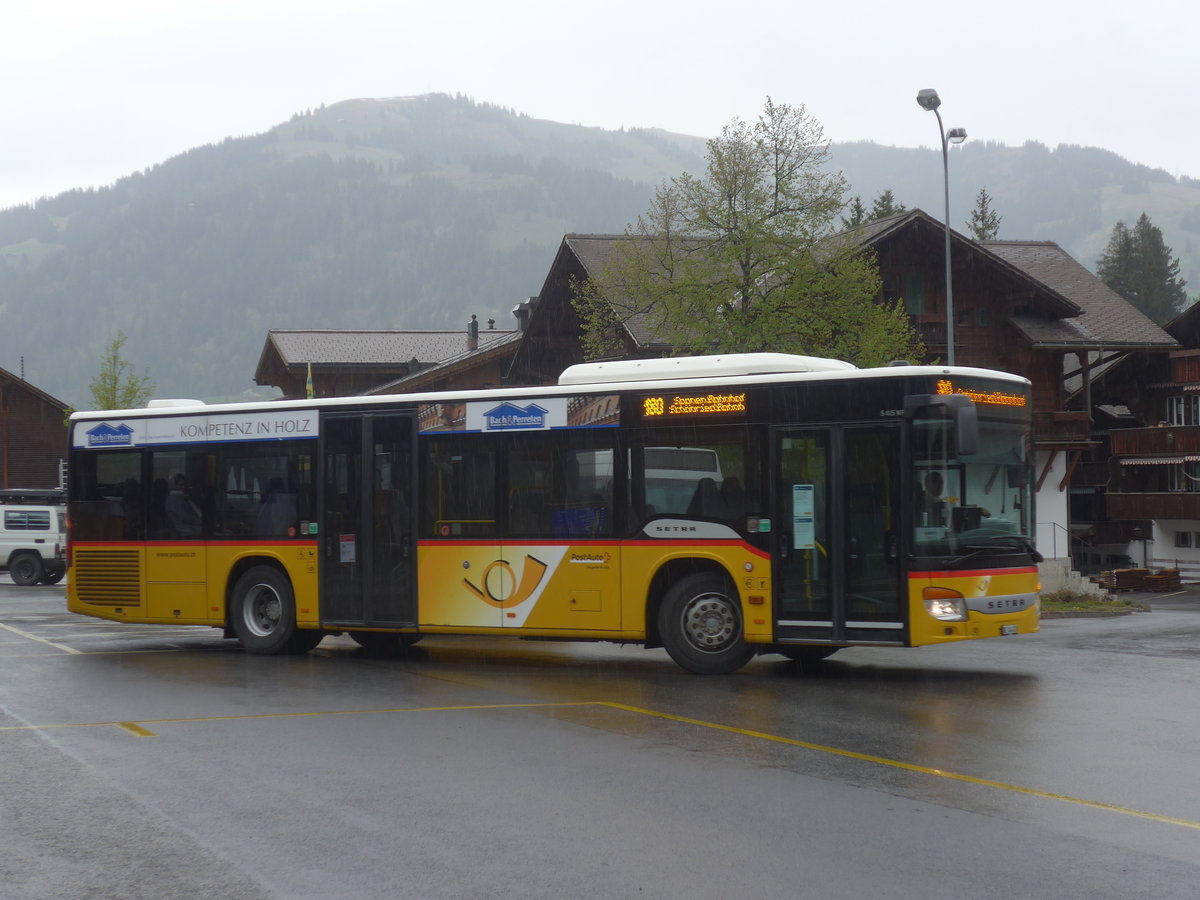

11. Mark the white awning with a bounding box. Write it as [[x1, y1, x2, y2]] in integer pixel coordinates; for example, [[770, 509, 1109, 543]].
[[1119, 455, 1200, 465]]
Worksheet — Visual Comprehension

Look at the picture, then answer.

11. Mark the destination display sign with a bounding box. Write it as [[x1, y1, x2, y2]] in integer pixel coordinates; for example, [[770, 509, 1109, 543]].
[[935, 379, 1027, 407], [641, 392, 747, 419]]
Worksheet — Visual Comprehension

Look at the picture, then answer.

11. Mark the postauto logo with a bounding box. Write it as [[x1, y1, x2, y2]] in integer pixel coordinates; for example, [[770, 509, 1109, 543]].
[[85, 423, 135, 447]]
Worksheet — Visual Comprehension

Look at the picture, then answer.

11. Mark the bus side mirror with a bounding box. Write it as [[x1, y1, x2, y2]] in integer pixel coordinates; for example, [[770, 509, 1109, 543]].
[[904, 393, 978, 456], [954, 401, 978, 456]]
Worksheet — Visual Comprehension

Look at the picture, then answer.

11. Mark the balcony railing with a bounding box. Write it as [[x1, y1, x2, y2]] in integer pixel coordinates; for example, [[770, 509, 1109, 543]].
[[1072, 460, 1110, 487], [1085, 519, 1153, 544], [1110, 425, 1200, 457], [1033, 410, 1090, 445], [1105, 492, 1200, 521]]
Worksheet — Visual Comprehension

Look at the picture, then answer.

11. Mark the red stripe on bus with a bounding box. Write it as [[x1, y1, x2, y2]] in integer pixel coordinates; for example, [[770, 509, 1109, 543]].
[[909, 567, 1039, 578], [69, 540, 319, 549], [416, 538, 772, 559]]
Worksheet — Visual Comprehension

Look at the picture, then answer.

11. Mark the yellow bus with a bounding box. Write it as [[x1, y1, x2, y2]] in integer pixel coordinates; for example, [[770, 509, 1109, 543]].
[[66, 353, 1039, 674]]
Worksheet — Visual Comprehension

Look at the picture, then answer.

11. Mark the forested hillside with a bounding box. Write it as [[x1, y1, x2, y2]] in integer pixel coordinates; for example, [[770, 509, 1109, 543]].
[[0, 95, 705, 405], [1, 93, 1198, 406], [834, 139, 1200, 290]]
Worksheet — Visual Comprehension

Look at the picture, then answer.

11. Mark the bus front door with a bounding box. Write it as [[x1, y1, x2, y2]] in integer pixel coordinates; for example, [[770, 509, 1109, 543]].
[[775, 425, 903, 645], [321, 413, 417, 627]]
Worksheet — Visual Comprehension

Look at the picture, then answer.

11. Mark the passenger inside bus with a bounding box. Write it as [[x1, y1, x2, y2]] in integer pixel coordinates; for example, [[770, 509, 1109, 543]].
[[918, 471, 990, 528], [166, 474, 202, 536], [256, 478, 297, 538]]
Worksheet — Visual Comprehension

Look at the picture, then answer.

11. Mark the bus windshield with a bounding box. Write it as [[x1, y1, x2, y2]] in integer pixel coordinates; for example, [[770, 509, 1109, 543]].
[[911, 415, 1033, 560]]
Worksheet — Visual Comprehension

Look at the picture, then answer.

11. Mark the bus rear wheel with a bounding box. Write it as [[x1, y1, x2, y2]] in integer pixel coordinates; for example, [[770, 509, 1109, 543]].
[[658, 572, 754, 675], [231, 565, 306, 655]]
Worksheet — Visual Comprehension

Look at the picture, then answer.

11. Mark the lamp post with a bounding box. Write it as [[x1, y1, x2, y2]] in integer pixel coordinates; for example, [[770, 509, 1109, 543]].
[[916, 89, 966, 366]]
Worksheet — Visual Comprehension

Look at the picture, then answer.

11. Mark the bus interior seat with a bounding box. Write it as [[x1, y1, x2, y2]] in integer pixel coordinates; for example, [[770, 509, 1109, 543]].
[[687, 478, 726, 519], [720, 477, 745, 519]]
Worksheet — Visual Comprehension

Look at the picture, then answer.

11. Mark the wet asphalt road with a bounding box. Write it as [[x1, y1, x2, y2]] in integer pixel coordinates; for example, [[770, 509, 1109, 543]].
[[2, 580, 1199, 899]]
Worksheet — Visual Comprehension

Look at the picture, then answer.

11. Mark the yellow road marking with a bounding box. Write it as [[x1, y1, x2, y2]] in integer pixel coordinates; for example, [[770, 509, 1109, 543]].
[[3, 699, 1198, 831], [0, 621, 81, 654], [600, 702, 1200, 831]]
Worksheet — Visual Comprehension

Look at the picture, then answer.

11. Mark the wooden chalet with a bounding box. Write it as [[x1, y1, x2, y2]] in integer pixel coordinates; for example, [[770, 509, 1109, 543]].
[[1084, 301, 1200, 577], [0, 367, 69, 489], [254, 317, 517, 400], [505, 212, 1178, 565]]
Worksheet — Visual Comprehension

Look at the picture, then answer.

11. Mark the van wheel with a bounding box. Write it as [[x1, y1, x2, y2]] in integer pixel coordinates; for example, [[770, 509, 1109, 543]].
[[40, 568, 66, 585], [231, 566, 300, 655], [10, 553, 44, 586], [658, 572, 754, 674]]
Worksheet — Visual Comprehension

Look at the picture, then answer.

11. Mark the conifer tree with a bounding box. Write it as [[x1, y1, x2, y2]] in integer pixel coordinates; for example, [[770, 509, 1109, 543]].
[[869, 190, 906, 220], [841, 195, 868, 229], [967, 187, 1002, 241], [1097, 213, 1188, 323]]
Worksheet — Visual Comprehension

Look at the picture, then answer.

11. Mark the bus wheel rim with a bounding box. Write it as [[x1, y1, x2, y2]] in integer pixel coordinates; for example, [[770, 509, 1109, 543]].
[[680, 593, 737, 653], [244, 584, 282, 637]]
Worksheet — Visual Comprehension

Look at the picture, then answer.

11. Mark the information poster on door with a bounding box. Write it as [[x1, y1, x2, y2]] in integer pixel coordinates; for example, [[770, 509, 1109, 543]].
[[792, 484, 815, 550]]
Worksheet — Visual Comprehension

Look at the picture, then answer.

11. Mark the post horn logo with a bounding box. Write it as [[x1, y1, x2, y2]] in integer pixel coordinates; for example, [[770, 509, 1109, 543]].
[[463, 554, 549, 608]]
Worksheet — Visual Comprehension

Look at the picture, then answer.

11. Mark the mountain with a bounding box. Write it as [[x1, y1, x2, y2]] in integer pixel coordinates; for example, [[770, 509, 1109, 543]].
[[1, 93, 1198, 407]]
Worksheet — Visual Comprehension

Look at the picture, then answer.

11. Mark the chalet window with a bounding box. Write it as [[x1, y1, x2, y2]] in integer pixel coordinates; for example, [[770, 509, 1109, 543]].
[[882, 274, 901, 304], [1166, 396, 1200, 426], [977, 308, 989, 327], [903, 273, 924, 315], [1166, 460, 1200, 492], [1167, 396, 1185, 425], [1175, 531, 1192, 548]]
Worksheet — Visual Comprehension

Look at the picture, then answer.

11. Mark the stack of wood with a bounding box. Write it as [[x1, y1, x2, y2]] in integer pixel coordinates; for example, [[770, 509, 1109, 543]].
[[1096, 568, 1150, 591], [1093, 567, 1183, 592], [1143, 568, 1182, 592]]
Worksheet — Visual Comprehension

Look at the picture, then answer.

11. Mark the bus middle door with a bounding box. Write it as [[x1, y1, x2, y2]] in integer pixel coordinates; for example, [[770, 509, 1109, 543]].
[[774, 425, 903, 645], [320, 412, 417, 627]]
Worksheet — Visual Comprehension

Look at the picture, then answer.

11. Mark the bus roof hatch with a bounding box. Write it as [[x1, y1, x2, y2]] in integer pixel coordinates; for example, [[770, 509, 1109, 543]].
[[558, 353, 856, 385]]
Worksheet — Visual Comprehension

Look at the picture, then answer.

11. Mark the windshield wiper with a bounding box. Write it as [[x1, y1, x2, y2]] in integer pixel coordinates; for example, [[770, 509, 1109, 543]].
[[960, 535, 1043, 563]]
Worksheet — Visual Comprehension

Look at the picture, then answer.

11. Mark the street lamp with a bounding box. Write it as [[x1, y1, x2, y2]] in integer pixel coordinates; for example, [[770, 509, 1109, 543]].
[[916, 88, 966, 366]]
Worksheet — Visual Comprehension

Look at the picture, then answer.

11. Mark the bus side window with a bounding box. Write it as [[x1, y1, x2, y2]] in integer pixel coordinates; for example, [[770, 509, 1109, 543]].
[[422, 436, 497, 539]]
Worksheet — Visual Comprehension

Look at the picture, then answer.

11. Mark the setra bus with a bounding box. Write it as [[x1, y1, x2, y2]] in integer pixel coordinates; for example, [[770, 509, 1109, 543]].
[[66, 353, 1040, 674]]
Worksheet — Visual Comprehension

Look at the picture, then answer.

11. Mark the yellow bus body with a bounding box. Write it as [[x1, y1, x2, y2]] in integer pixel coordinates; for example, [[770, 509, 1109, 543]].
[[69, 540, 1038, 648]]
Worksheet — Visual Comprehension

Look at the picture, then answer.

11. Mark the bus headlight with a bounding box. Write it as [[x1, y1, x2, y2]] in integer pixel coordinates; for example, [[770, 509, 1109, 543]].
[[923, 587, 968, 622]]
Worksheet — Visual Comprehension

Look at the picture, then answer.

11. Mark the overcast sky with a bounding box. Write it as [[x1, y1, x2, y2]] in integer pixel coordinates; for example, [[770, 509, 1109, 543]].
[[2, 0, 1196, 211]]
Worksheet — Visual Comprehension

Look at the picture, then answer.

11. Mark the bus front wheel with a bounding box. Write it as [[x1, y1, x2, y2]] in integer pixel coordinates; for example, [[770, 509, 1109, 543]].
[[231, 566, 306, 655], [658, 573, 754, 675]]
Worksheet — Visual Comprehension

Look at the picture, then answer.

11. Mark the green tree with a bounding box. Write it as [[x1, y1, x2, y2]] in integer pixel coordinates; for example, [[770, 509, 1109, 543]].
[[1097, 213, 1188, 323], [967, 187, 1002, 241], [869, 189, 906, 220], [573, 98, 924, 366], [841, 195, 868, 229], [89, 331, 154, 409]]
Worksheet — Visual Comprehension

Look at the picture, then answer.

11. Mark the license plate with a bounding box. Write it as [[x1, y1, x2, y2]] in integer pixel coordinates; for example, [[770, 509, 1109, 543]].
[[1000, 624, 1018, 636]]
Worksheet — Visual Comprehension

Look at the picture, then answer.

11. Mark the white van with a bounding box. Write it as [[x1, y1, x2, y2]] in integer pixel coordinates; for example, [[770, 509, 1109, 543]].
[[574, 446, 726, 518], [0, 489, 67, 585]]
